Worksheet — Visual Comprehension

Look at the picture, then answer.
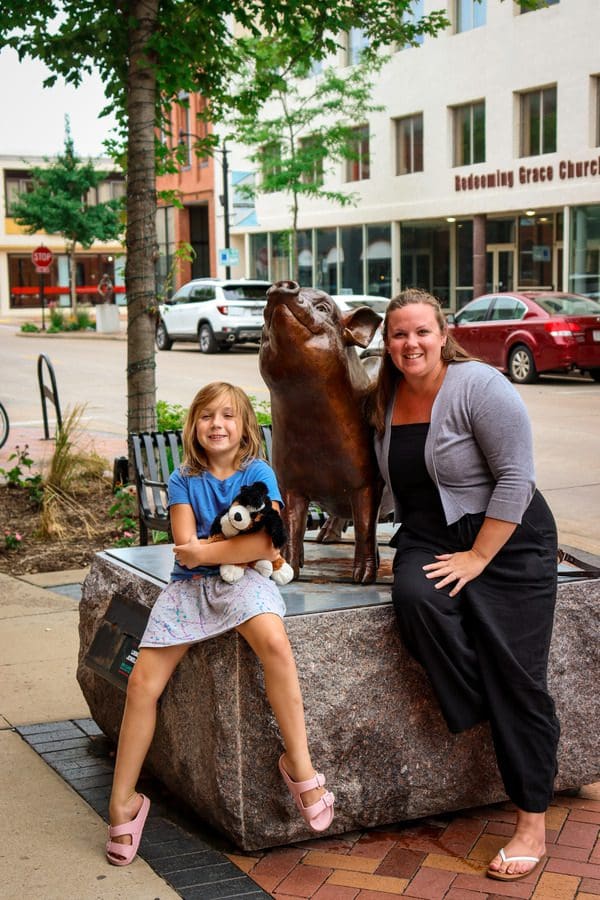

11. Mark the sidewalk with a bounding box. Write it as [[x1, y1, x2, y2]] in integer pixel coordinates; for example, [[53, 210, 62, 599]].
[[1, 565, 599, 899]]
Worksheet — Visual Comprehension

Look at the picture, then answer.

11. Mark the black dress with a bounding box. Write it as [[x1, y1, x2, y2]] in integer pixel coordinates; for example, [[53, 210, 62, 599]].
[[388, 423, 560, 813]]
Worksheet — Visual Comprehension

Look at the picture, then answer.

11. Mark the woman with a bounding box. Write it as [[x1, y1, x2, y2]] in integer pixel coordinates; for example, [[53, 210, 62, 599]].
[[372, 289, 559, 882]]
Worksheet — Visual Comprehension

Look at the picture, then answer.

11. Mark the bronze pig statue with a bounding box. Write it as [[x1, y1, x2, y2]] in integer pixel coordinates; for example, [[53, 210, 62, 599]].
[[259, 280, 383, 584]]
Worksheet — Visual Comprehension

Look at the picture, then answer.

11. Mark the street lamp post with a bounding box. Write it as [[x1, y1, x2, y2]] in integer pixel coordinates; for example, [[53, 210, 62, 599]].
[[178, 130, 231, 279]]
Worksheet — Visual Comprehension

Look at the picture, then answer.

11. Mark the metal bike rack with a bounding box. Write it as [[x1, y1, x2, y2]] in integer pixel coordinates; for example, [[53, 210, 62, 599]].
[[37, 353, 63, 439]]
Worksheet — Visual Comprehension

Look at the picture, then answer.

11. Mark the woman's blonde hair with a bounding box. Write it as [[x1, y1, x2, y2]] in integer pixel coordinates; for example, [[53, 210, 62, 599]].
[[370, 288, 474, 435], [182, 382, 263, 475]]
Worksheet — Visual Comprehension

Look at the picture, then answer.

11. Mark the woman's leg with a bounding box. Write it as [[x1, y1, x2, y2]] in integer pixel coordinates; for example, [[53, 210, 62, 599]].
[[465, 496, 559, 876], [236, 613, 323, 808], [392, 542, 487, 732], [108, 644, 189, 846], [487, 809, 547, 876]]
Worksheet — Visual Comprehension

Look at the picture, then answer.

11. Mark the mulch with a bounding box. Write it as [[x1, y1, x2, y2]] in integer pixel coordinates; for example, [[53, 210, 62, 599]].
[[0, 479, 127, 575]]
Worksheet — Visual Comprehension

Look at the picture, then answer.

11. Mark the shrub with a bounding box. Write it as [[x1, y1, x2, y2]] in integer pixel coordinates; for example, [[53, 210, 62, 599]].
[[20, 322, 40, 333], [156, 400, 187, 432]]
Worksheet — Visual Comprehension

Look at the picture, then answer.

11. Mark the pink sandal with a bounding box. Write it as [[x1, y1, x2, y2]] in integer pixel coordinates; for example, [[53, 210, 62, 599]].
[[106, 794, 150, 866], [278, 755, 335, 832]]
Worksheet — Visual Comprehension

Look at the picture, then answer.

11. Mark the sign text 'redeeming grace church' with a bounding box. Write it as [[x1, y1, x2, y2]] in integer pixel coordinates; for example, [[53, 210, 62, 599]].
[[455, 156, 600, 193]]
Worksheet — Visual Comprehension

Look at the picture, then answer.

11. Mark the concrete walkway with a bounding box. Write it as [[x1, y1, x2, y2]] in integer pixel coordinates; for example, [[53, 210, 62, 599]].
[[0, 570, 179, 900]]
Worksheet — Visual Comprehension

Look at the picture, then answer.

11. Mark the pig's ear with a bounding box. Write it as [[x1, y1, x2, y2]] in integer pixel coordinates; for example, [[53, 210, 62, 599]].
[[341, 308, 382, 349]]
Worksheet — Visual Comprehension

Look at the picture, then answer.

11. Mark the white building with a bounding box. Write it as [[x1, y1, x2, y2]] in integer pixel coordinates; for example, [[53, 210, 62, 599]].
[[0, 155, 125, 318], [234, 0, 600, 310]]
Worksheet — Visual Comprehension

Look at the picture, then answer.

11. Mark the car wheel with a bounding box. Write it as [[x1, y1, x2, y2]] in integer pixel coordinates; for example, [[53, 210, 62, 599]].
[[508, 345, 537, 384], [198, 323, 219, 353], [589, 368, 600, 383], [155, 320, 173, 351]]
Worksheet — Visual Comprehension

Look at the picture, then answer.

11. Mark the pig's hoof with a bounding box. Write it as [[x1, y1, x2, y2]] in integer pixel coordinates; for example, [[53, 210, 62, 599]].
[[352, 561, 377, 584]]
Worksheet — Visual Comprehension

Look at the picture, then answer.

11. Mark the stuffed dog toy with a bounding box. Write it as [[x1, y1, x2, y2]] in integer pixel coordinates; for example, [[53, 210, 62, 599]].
[[208, 481, 294, 585]]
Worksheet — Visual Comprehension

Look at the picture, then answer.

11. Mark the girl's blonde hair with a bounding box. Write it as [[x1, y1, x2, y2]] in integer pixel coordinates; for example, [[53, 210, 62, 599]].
[[182, 382, 263, 475], [370, 288, 474, 435]]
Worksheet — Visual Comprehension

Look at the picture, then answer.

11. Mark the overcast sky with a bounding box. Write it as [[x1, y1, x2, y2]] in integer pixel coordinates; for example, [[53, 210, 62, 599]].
[[0, 48, 117, 159]]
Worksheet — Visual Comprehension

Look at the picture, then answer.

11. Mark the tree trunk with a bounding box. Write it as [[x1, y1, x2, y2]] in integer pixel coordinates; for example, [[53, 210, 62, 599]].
[[125, 0, 159, 438], [69, 243, 77, 312]]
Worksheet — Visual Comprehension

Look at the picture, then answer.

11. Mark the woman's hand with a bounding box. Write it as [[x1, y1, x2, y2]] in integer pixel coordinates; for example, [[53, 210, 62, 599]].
[[423, 549, 487, 597]]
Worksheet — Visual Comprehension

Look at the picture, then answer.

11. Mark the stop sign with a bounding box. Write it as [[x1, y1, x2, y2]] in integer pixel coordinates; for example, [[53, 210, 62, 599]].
[[32, 245, 53, 273]]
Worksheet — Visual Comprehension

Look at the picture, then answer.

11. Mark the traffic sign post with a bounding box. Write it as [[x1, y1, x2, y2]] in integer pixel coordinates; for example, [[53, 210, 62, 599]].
[[31, 246, 53, 331]]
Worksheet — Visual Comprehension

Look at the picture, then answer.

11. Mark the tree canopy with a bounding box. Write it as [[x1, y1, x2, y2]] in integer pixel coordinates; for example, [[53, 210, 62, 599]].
[[0, 0, 455, 434]]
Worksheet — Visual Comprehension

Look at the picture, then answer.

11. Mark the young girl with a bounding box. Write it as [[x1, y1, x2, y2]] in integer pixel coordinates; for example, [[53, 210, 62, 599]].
[[105, 382, 335, 866]]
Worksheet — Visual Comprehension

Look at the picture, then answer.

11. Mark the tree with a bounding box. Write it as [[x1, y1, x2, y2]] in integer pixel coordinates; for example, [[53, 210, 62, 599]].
[[1, 0, 452, 437], [232, 43, 387, 281], [11, 119, 123, 311]]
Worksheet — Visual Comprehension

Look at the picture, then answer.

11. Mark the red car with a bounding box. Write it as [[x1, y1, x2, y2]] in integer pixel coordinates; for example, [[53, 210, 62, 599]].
[[447, 292, 600, 384]]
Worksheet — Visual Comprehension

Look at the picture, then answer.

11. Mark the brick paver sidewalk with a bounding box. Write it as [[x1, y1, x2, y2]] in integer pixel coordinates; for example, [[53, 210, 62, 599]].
[[228, 785, 600, 899]]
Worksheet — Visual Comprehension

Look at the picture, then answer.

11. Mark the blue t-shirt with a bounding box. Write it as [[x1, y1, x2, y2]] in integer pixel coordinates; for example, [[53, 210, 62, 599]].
[[168, 458, 283, 580]]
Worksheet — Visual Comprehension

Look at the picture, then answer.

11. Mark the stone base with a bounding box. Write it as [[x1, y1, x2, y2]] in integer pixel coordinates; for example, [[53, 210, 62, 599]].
[[77, 547, 600, 851]]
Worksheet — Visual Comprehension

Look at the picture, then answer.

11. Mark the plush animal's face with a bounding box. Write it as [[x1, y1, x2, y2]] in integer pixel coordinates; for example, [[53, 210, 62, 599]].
[[221, 481, 270, 534]]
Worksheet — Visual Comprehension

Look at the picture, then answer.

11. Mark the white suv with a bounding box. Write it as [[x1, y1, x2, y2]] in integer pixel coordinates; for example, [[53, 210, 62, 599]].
[[156, 278, 272, 353]]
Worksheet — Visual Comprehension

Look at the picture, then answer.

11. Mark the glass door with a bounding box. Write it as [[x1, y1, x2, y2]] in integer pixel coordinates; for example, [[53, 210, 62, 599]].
[[486, 245, 515, 292]]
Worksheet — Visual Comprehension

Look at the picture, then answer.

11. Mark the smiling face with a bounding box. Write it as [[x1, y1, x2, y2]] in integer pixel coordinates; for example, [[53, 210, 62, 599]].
[[384, 302, 447, 382], [195, 391, 243, 462]]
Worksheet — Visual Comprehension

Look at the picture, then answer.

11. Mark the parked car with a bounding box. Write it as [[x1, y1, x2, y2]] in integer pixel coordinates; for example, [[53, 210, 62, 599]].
[[156, 278, 272, 353], [447, 291, 600, 384], [331, 294, 389, 356]]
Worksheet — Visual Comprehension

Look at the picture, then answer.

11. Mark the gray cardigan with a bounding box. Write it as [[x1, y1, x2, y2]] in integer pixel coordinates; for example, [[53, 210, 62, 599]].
[[374, 361, 536, 526]]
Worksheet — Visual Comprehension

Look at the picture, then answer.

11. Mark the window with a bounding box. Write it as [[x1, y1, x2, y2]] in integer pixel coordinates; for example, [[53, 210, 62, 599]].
[[4, 172, 33, 215], [299, 136, 324, 186], [520, 86, 556, 156], [401, 0, 425, 47], [176, 93, 192, 168], [346, 126, 370, 182], [260, 142, 282, 191], [520, 0, 558, 12], [594, 76, 600, 147], [455, 297, 492, 323], [453, 101, 485, 166], [490, 297, 527, 321], [95, 178, 126, 205], [396, 114, 423, 174], [456, 0, 486, 32], [346, 27, 370, 65]]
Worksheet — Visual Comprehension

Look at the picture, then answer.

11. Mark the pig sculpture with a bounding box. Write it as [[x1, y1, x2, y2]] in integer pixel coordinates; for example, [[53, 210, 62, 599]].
[[259, 280, 383, 584]]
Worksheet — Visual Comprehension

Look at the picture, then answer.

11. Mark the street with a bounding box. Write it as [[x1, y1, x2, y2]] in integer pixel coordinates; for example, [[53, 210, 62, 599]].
[[1, 323, 599, 555]]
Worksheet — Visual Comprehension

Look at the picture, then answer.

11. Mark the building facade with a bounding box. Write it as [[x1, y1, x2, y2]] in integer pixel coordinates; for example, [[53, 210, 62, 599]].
[[234, 0, 600, 310], [0, 155, 125, 317]]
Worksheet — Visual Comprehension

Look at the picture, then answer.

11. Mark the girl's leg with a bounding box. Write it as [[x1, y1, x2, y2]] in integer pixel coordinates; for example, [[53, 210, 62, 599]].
[[108, 644, 189, 846], [236, 613, 323, 808]]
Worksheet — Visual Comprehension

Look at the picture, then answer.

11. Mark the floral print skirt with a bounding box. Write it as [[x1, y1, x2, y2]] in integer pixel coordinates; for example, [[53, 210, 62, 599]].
[[139, 567, 286, 648]]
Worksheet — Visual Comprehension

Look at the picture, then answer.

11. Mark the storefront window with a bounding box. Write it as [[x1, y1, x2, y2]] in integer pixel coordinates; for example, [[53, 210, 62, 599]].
[[401, 223, 450, 305], [518, 215, 553, 287], [366, 224, 392, 297], [270, 232, 291, 281], [316, 228, 338, 294], [296, 230, 313, 286], [157, 206, 175, 299], [340, 226, 363, 295], [455, 220, 473, 308], [8, 253, 123, 309], [486, 218, 515, 244], [569, 205, 600, 298], [250, 233, 269, 280]]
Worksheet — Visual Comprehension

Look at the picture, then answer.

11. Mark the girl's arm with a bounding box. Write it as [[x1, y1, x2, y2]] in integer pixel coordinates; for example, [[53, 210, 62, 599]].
[[171, 503, 282, 568]]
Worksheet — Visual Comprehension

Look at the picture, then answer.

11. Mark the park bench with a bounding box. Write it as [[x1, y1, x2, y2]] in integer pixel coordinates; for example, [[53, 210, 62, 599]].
[[130, 426, 327, 545]]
